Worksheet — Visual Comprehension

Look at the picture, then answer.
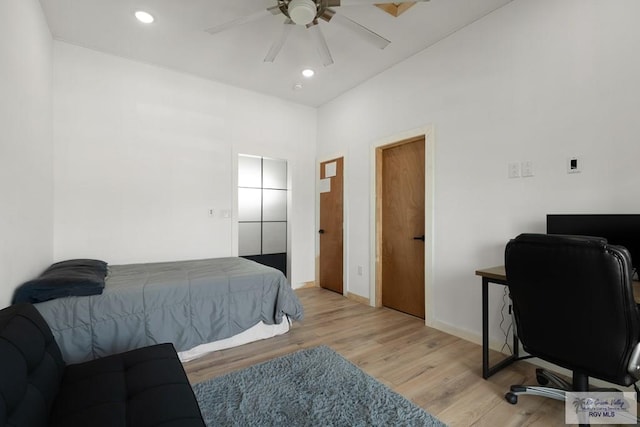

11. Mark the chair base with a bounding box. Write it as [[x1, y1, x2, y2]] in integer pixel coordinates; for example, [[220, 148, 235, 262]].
[[505, 368, 573, 404], [505, 368, 639, 426], [505, 385, 564, 404]]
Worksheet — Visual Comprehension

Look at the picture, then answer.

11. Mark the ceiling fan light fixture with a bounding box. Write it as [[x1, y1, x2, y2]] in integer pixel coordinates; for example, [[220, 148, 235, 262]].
[[288, 0, 317, 26]]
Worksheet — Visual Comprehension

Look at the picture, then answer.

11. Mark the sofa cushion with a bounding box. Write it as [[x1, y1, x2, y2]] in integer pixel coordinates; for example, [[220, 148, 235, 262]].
[[0, 304, 65, 427], [50, 343, 204, 427]]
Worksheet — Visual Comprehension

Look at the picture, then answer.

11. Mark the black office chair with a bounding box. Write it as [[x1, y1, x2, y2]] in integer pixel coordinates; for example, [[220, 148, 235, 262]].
[[504, 234, 640, 414]]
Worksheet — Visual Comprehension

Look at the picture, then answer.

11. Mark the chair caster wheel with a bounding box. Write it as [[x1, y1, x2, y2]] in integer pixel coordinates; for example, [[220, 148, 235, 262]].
[[536, 374, 549, 385], [505, 392, 518, 404]]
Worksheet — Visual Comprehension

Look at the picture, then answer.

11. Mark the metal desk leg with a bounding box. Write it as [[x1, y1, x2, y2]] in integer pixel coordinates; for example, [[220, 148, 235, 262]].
[[512, 316, 519, 360], [482, 277, 519, 379], [482, 277, 490, 379]]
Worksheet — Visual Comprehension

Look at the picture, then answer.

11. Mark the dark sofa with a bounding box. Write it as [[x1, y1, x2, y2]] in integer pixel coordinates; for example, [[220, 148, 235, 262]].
[[0, 303, 205, 427]]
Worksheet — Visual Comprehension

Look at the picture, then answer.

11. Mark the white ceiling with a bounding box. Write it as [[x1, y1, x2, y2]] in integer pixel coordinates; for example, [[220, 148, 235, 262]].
[[39, 0, 513, 107]]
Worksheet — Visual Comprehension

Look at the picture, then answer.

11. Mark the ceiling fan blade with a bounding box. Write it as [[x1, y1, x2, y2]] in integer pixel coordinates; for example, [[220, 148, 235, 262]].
[[327, 0, 429, 6], [264, 20, 294, 63], [204, 6, 279, 35], [308, 22, 334, 67], [330, 13, 390, 49]]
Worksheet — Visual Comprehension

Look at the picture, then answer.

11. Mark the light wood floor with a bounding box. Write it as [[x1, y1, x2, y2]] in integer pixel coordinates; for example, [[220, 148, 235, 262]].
[[183, 287, 573, 426]]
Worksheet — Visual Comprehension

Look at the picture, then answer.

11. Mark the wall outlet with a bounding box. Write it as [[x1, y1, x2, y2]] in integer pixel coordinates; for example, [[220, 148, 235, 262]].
[[508, 162, 520, 178], [207, 208, 215, 217]]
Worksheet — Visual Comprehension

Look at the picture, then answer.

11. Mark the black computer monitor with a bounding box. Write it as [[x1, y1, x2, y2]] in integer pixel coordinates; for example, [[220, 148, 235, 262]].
[[546, 214, 640, 275]]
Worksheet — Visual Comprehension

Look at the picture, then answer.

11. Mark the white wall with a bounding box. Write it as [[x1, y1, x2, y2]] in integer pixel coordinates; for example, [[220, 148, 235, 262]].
[[317, 0, 640, 345], [53, 42, 316, 287], [0, 0, 53, 307]]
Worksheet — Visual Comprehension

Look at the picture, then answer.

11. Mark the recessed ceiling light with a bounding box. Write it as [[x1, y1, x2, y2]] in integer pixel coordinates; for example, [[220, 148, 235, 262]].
[[301, 69, 315, 78], [135, 11, 154, 24]]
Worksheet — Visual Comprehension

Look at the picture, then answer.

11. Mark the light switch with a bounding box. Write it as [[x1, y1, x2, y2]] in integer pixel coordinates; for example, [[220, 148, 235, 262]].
[[521, 161, 534, 177]]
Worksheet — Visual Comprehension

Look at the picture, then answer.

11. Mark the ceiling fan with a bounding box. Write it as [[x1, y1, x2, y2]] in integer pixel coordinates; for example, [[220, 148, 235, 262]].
[[205, 0, 430, 66]]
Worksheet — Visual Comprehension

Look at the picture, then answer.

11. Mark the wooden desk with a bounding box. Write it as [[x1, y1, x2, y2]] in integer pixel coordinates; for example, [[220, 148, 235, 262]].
[[475, 266, 640, 379]]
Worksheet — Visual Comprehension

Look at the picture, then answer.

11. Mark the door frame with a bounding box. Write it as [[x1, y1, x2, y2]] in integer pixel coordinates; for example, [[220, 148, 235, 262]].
[[370, 125, 435, 326], [316, 155, 347, 296]]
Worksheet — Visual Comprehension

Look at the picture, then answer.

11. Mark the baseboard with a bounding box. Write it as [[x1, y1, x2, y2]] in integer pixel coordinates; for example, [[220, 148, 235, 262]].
[[346, 292, 370, 306], [430, 320, 489, 349], [296, 281, 317, 289]]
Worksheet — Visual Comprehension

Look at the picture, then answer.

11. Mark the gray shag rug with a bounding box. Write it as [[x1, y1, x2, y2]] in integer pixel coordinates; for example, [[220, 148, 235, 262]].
[[192, 345, 446, 426]]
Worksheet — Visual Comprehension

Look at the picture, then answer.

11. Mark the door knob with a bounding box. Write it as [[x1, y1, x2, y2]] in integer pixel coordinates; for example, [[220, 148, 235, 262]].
[[319, 229, 325, 234], [413, 235, 425, 242]]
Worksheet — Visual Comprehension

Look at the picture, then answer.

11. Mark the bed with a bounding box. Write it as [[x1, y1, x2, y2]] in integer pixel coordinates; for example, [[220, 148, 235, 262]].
[[28, 257, 304, 364]]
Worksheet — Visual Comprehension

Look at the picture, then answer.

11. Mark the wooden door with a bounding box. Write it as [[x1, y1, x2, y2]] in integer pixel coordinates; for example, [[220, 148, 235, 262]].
[[319, 157, 343, 294], [380, 137, 425, 318]]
